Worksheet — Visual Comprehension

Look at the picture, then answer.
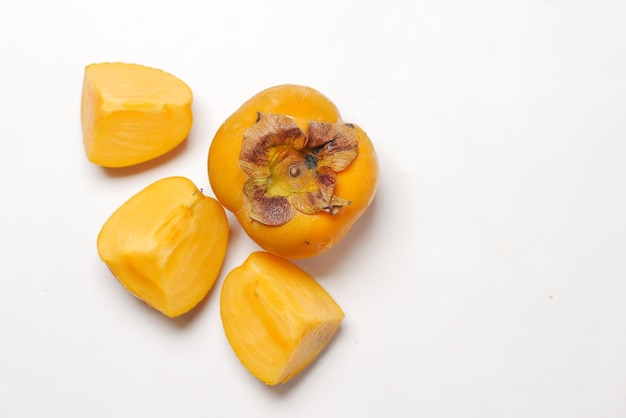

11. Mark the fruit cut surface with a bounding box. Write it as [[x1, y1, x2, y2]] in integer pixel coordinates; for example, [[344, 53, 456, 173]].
[[220, 251, 344, 385], [97, 176, 229, 317], [81, 62, 193, 167]]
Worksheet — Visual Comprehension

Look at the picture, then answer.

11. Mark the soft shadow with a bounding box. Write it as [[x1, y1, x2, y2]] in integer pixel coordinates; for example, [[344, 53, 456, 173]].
[[109, 256, 218, 330], [123, 280, 213, 330], [170, 285, 214, 328], [294, 195, 380, 279], [265, 326, 346, 396], [100, 137, 189, 178]]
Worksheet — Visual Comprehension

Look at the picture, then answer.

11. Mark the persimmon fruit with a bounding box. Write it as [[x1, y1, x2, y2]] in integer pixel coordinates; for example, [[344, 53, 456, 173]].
[[220, 251, 344, 385], [81, 62, 193, 168], [208, 85, 378, 259], [97, 176, 229, 318]]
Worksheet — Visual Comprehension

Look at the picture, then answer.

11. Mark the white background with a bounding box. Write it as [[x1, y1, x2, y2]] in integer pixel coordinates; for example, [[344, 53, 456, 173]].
[[1, 1, 625, 417]]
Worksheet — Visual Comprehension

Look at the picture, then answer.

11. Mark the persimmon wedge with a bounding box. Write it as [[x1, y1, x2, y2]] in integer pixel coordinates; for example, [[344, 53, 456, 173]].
[[221, 252, 344, 385], [97, 177, 229, 318], [81, 62, 193, 167]]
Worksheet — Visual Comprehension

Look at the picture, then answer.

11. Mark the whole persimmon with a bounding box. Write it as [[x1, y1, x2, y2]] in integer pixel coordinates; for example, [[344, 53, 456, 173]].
[[208, 85, 377, 259]]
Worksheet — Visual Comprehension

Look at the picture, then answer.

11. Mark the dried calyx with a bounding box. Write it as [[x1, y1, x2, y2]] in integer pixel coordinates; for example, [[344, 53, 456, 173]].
[[239, 112, 358, 226]]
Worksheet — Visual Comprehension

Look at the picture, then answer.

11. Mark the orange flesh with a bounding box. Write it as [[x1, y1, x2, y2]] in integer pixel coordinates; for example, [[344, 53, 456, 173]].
[[97, 177, 229, 317], [81, 62, 193, 167], [220, 252, 344, 385]]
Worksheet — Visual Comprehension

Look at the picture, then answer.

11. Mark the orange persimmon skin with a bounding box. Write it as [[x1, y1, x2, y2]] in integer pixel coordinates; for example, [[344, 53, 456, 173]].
[[208, 85, 378, 259]]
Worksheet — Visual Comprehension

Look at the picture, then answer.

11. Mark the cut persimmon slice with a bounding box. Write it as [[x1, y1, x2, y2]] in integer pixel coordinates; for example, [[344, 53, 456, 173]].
[[81, 62, 193, 167], [220, 251, 344, 385], [97, 176, 228, 317]]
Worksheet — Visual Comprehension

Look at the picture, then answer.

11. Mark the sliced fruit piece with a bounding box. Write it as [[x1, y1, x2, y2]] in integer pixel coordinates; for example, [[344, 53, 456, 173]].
[[221, 251, 344, 385], [97, 176, 229, 318], [81, 62, 193, 167]]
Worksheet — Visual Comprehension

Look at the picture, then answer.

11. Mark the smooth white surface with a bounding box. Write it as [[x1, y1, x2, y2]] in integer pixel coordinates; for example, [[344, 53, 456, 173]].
[[1, 1, 626, 416]]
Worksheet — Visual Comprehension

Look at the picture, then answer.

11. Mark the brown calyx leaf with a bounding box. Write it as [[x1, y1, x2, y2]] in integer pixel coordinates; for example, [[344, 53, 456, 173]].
[[307, 121, 358, 172], [245, 177, 296, 226], [240, 113, 307, 178], [240, 112, 359, 226]]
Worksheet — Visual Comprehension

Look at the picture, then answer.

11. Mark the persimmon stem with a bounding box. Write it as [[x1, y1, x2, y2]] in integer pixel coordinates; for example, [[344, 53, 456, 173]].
[[288, 165, 301, 177]]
